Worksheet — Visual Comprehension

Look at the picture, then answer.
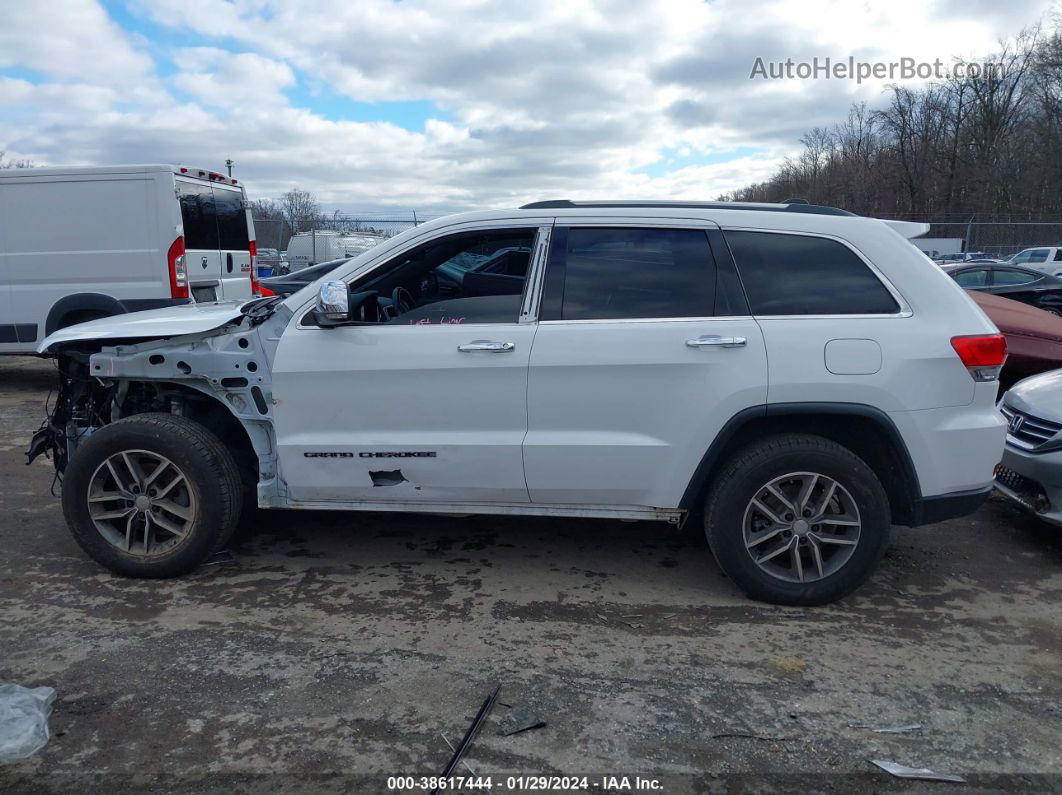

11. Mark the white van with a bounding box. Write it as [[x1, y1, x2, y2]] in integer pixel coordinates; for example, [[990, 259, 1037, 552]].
[[0, 164, 258, 354], [284, 230, 385, 270]]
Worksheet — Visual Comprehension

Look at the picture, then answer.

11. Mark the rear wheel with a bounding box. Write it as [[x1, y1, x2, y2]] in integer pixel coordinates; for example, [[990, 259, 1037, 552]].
[[61, 413, 242, 577], [704, 433, 891, 605]]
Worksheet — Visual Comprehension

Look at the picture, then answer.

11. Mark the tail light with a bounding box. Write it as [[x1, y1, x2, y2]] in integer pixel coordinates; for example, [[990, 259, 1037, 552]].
[[258, 285, 276, 297], [248, 240, 261, 296], [168, 236, 189, 299], [951, 334, 1007, 382]]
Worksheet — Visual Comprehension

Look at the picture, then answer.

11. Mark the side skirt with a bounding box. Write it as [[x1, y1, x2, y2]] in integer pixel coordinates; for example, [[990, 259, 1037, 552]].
[[276, 499, 684, 523]]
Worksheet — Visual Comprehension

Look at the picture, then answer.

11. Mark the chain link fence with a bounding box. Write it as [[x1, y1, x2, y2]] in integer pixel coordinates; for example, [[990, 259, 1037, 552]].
[[252, 218, 292, 251], [252, 211, 438, 254], [888, 218, 1062, 258]]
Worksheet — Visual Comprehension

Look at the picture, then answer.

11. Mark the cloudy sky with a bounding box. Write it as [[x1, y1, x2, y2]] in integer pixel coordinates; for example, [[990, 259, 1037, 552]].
[[0, 0, 1055, 213]]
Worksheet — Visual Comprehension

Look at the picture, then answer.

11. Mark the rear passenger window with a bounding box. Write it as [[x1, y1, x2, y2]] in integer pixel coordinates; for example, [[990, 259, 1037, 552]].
[[551, 227, 716, 320], [726, 231, 899, 315], [992, 268, 1037, 286]]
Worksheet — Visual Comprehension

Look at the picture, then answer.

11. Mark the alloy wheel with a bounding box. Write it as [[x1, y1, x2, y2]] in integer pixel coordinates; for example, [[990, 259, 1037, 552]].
[[86, 450, 197, 557], [742, 471, 861, 583]]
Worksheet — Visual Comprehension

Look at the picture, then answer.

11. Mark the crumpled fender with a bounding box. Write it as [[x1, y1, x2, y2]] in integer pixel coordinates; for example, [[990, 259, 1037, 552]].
[[37, 300, 252, 353]]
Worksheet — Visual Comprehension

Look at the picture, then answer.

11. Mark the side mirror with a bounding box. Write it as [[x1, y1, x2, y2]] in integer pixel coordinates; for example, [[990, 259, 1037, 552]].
[[313, 281, 381, 327], [314, 280, 350, 326]]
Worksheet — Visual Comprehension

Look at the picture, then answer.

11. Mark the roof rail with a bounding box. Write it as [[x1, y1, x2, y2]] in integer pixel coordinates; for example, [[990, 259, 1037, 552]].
[[518, 199, 856, 217]]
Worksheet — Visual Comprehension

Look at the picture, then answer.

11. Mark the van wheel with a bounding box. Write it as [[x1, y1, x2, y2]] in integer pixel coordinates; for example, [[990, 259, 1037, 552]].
[[703, 434, 890, 606], [61, 413, 243, 578]]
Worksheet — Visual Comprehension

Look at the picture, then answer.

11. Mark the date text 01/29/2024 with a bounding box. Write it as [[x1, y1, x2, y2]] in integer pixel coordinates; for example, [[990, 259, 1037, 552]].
[[385, 775, 664, 791]]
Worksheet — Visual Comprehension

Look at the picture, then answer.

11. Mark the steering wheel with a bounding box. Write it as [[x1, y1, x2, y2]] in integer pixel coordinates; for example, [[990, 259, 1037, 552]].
[[391, 286, 416, 316]]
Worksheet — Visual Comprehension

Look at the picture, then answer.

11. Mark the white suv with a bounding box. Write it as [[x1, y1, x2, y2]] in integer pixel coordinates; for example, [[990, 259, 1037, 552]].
[[28, 200, 1008, 605]]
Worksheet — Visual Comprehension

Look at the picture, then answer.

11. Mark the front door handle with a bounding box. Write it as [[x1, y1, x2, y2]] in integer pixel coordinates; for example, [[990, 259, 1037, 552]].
[[686, 335, 747, 348], [457, 340, 515, 353]]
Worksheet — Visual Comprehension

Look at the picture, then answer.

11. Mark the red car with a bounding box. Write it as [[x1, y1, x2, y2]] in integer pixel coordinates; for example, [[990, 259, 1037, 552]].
[[969, 291, 1062, 388]]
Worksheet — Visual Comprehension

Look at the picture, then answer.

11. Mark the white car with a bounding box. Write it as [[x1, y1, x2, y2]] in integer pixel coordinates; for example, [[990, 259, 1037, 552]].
[[1007, 246, 1062, 276], [28, 199, 1007, 605], [0, 164, 259, 354]]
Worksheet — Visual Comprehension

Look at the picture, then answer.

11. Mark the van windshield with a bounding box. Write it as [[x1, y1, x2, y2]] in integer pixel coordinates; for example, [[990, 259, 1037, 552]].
[[177, 181, 249, 251]]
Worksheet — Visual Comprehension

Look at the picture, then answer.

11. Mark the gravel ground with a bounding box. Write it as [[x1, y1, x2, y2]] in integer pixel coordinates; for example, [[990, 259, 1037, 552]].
[[0, 355, 1060, 793]]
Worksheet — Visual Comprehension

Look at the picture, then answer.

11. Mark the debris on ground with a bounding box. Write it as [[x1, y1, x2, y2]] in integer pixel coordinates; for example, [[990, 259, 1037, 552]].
[[440, 735, 480, 775], [771, 656, 808, 675], [850, 723, 923, 734], [432, 686, 500, 794], [0, 684, 56, 764], [871, 759, 966, 783], [499, 705, 546, 736], [201, 550, 236, 567], [710, 732, 793, 742]]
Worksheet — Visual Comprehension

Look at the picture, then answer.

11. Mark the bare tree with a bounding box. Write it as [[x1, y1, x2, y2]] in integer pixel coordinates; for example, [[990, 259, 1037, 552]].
[[723, 19, 1062, 235], [0, 151, 33, 169], [280, 189, 321, 234], [247, 198, 285, 221]]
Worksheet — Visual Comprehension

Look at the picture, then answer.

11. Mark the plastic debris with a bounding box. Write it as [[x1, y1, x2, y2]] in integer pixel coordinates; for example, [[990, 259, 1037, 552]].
[[500, 705, 546, 736], [0, 684, 56, 764], [871, 759, 966, 783]]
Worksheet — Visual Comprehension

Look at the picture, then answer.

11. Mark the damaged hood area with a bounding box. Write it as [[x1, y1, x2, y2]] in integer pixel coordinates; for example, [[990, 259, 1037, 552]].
[[38, 300, 254, 352]]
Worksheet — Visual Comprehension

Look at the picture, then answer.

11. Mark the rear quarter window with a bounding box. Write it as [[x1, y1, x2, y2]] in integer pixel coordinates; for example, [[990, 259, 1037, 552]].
[[725, 230, 900, 316]]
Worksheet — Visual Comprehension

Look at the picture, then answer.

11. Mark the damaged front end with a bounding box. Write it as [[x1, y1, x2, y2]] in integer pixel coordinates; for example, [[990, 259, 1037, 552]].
[[26, 298, 288, 507], [26, 350, 115, 473]]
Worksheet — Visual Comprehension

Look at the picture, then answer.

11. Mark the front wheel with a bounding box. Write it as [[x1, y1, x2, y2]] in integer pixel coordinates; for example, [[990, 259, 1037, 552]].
[[61, 413, 243, 578], [704, 434, 891, 605]]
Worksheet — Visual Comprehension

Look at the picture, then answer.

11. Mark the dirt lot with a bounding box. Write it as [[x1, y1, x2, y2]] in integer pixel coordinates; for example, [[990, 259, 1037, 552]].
[[0, 355, 1060, 793]]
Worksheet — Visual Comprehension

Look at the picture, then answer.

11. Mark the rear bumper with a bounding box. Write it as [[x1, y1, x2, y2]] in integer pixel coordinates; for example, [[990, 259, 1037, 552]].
[[890, 398, 1006, 497], [909, 486, 992, 526]]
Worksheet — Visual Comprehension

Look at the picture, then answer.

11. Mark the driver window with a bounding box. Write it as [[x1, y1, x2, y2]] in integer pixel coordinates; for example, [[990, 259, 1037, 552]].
[[354, 228, 537, 325]]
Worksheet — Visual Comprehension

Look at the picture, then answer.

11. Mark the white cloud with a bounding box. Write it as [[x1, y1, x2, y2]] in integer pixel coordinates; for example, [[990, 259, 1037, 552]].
[[172, 48, 296, 109], [0, 0, 1056, 211], [0, 0, 159, 93]]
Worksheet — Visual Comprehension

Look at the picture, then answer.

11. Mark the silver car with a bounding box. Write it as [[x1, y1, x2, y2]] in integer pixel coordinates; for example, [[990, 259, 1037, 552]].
[[996, 369, 1062, 526]]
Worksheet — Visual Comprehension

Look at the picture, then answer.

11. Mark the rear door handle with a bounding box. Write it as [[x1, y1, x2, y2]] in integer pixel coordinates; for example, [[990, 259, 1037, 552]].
[[457, 340, 515, 353], [686, 335, 747, 348]]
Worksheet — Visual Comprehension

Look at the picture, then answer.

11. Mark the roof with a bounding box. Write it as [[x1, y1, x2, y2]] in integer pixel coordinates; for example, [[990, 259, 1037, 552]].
[[0, 164, 240, 186], [519, 199, 855, 216]]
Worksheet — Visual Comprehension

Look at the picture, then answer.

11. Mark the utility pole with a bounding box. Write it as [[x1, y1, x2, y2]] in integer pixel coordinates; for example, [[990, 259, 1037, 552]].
[[225, 159, 234, 177]]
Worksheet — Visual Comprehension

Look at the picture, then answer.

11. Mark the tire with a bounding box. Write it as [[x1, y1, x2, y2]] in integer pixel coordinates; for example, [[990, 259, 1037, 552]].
[[703, 433, 891, 606], [61, 413, 243, 578]]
